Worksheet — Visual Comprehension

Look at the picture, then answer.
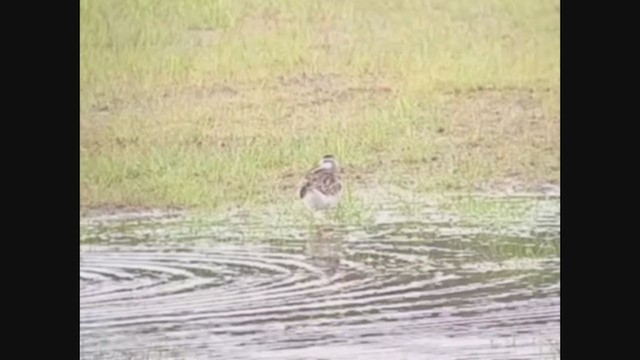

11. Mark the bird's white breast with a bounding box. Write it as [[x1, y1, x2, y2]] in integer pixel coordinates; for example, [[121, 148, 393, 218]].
[[302, 188, 342, 210]]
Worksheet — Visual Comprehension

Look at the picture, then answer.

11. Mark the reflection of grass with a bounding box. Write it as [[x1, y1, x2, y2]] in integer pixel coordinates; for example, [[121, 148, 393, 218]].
[[439, 196, 534, 225], [439, 196, 560, 261], [80, 0, 559, 211], [472, 234, 559, 261], [80, 225, 94, 244]]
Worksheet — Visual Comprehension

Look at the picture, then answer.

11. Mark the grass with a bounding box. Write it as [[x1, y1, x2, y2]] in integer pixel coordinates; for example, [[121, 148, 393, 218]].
[[80, 0, 560, 212]]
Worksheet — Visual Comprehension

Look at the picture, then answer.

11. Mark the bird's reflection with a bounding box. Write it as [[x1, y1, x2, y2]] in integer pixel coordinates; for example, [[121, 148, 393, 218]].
[[305, 224, 343, 277]]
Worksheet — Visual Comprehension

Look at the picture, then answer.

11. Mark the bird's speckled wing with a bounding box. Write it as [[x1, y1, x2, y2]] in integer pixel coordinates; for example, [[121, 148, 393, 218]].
[[300, 168, 341, 198]]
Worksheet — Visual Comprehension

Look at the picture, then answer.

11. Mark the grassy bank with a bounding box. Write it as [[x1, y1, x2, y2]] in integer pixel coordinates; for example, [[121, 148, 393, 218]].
[[80, 0, 560, 211]]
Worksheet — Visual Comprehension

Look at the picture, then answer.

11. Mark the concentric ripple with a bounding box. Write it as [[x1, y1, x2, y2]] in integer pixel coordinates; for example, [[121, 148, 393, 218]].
[[80, 195, 560, 359]]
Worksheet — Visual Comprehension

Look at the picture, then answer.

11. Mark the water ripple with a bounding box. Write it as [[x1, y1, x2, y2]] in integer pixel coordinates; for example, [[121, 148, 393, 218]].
[[80, 196, 560, 359]]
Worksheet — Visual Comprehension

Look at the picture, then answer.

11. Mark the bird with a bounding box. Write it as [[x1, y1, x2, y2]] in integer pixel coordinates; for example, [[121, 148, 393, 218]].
[[299, 155, 343, 212]]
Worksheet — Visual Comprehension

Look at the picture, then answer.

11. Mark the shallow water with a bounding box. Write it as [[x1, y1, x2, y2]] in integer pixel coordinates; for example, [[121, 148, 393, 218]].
[[80, 195, 560, 359]]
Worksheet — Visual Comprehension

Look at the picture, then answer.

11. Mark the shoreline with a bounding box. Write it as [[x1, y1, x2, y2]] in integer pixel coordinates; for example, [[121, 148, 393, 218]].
[[80, 178, 559, 220]]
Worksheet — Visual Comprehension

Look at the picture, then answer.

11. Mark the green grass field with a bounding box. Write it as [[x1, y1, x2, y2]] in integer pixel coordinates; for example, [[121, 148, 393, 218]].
[[80, 0, 559, 212]]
